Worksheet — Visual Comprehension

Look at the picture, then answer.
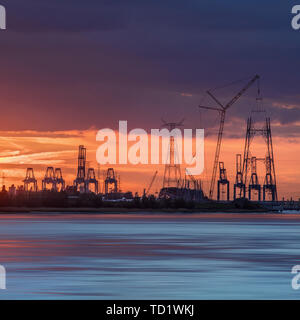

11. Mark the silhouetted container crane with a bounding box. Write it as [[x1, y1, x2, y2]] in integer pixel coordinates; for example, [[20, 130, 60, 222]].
[[105, 168, 118, 194], [234, 154, 246, 199], [86, 168, 98, 194], [23, 168, 38, 192], [74, 145, 86, 192], [42, 167, 56, 191], [217, 162, 230, 201]]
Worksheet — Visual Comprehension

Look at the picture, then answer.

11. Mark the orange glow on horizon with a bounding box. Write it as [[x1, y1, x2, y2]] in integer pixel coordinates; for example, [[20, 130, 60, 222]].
[[0, 128, 298, 200]]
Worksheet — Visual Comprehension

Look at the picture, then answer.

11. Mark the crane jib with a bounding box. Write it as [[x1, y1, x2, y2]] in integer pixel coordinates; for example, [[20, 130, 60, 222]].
[[199, 74, 260, 199]]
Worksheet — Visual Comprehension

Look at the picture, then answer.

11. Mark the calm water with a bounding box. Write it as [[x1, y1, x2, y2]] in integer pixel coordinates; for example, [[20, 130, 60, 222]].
[[0, 212, 300, 300]]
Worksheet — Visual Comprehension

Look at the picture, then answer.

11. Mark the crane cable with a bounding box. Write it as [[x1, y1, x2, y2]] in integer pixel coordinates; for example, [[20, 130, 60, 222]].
[[208, 75, 254, 92]]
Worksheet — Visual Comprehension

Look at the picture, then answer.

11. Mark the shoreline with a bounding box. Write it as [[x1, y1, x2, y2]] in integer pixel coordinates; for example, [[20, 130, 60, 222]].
[[0, 206, 285, 214], [0, 207, 299, 220]]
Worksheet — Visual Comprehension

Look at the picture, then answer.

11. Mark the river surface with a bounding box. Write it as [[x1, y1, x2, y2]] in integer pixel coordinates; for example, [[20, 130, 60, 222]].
[[0, 212, 299, 299]]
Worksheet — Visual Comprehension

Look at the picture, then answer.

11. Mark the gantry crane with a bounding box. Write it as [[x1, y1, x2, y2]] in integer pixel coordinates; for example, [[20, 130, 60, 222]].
[[199, 75, 260, 199]]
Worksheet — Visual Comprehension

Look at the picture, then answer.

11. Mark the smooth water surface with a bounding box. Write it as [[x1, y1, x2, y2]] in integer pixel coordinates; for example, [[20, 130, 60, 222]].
[[0, 213, 299, 299]]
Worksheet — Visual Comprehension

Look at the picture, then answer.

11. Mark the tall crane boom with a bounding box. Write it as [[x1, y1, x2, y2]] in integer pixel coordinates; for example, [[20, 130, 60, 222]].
[[146, 170, 158, 196], [199, 75, 260, 199]]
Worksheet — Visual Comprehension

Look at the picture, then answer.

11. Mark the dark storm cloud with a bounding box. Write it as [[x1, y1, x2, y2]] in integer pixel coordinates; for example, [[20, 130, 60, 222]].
[[0, 0, 299, 134], [3, 0, 289, 33], [2, 0, 132, 32]]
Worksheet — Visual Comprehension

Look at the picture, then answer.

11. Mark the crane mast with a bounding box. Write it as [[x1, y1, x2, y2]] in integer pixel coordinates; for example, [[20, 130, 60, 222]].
[[199, 75, 260, 199]]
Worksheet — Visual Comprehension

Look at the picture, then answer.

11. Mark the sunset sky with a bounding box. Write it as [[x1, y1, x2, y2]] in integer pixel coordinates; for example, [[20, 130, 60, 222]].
[[0, 1, 299, 199]]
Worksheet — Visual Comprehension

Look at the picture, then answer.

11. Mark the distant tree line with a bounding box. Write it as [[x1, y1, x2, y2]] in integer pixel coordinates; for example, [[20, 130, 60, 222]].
[[0, 189, 265, 211]]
